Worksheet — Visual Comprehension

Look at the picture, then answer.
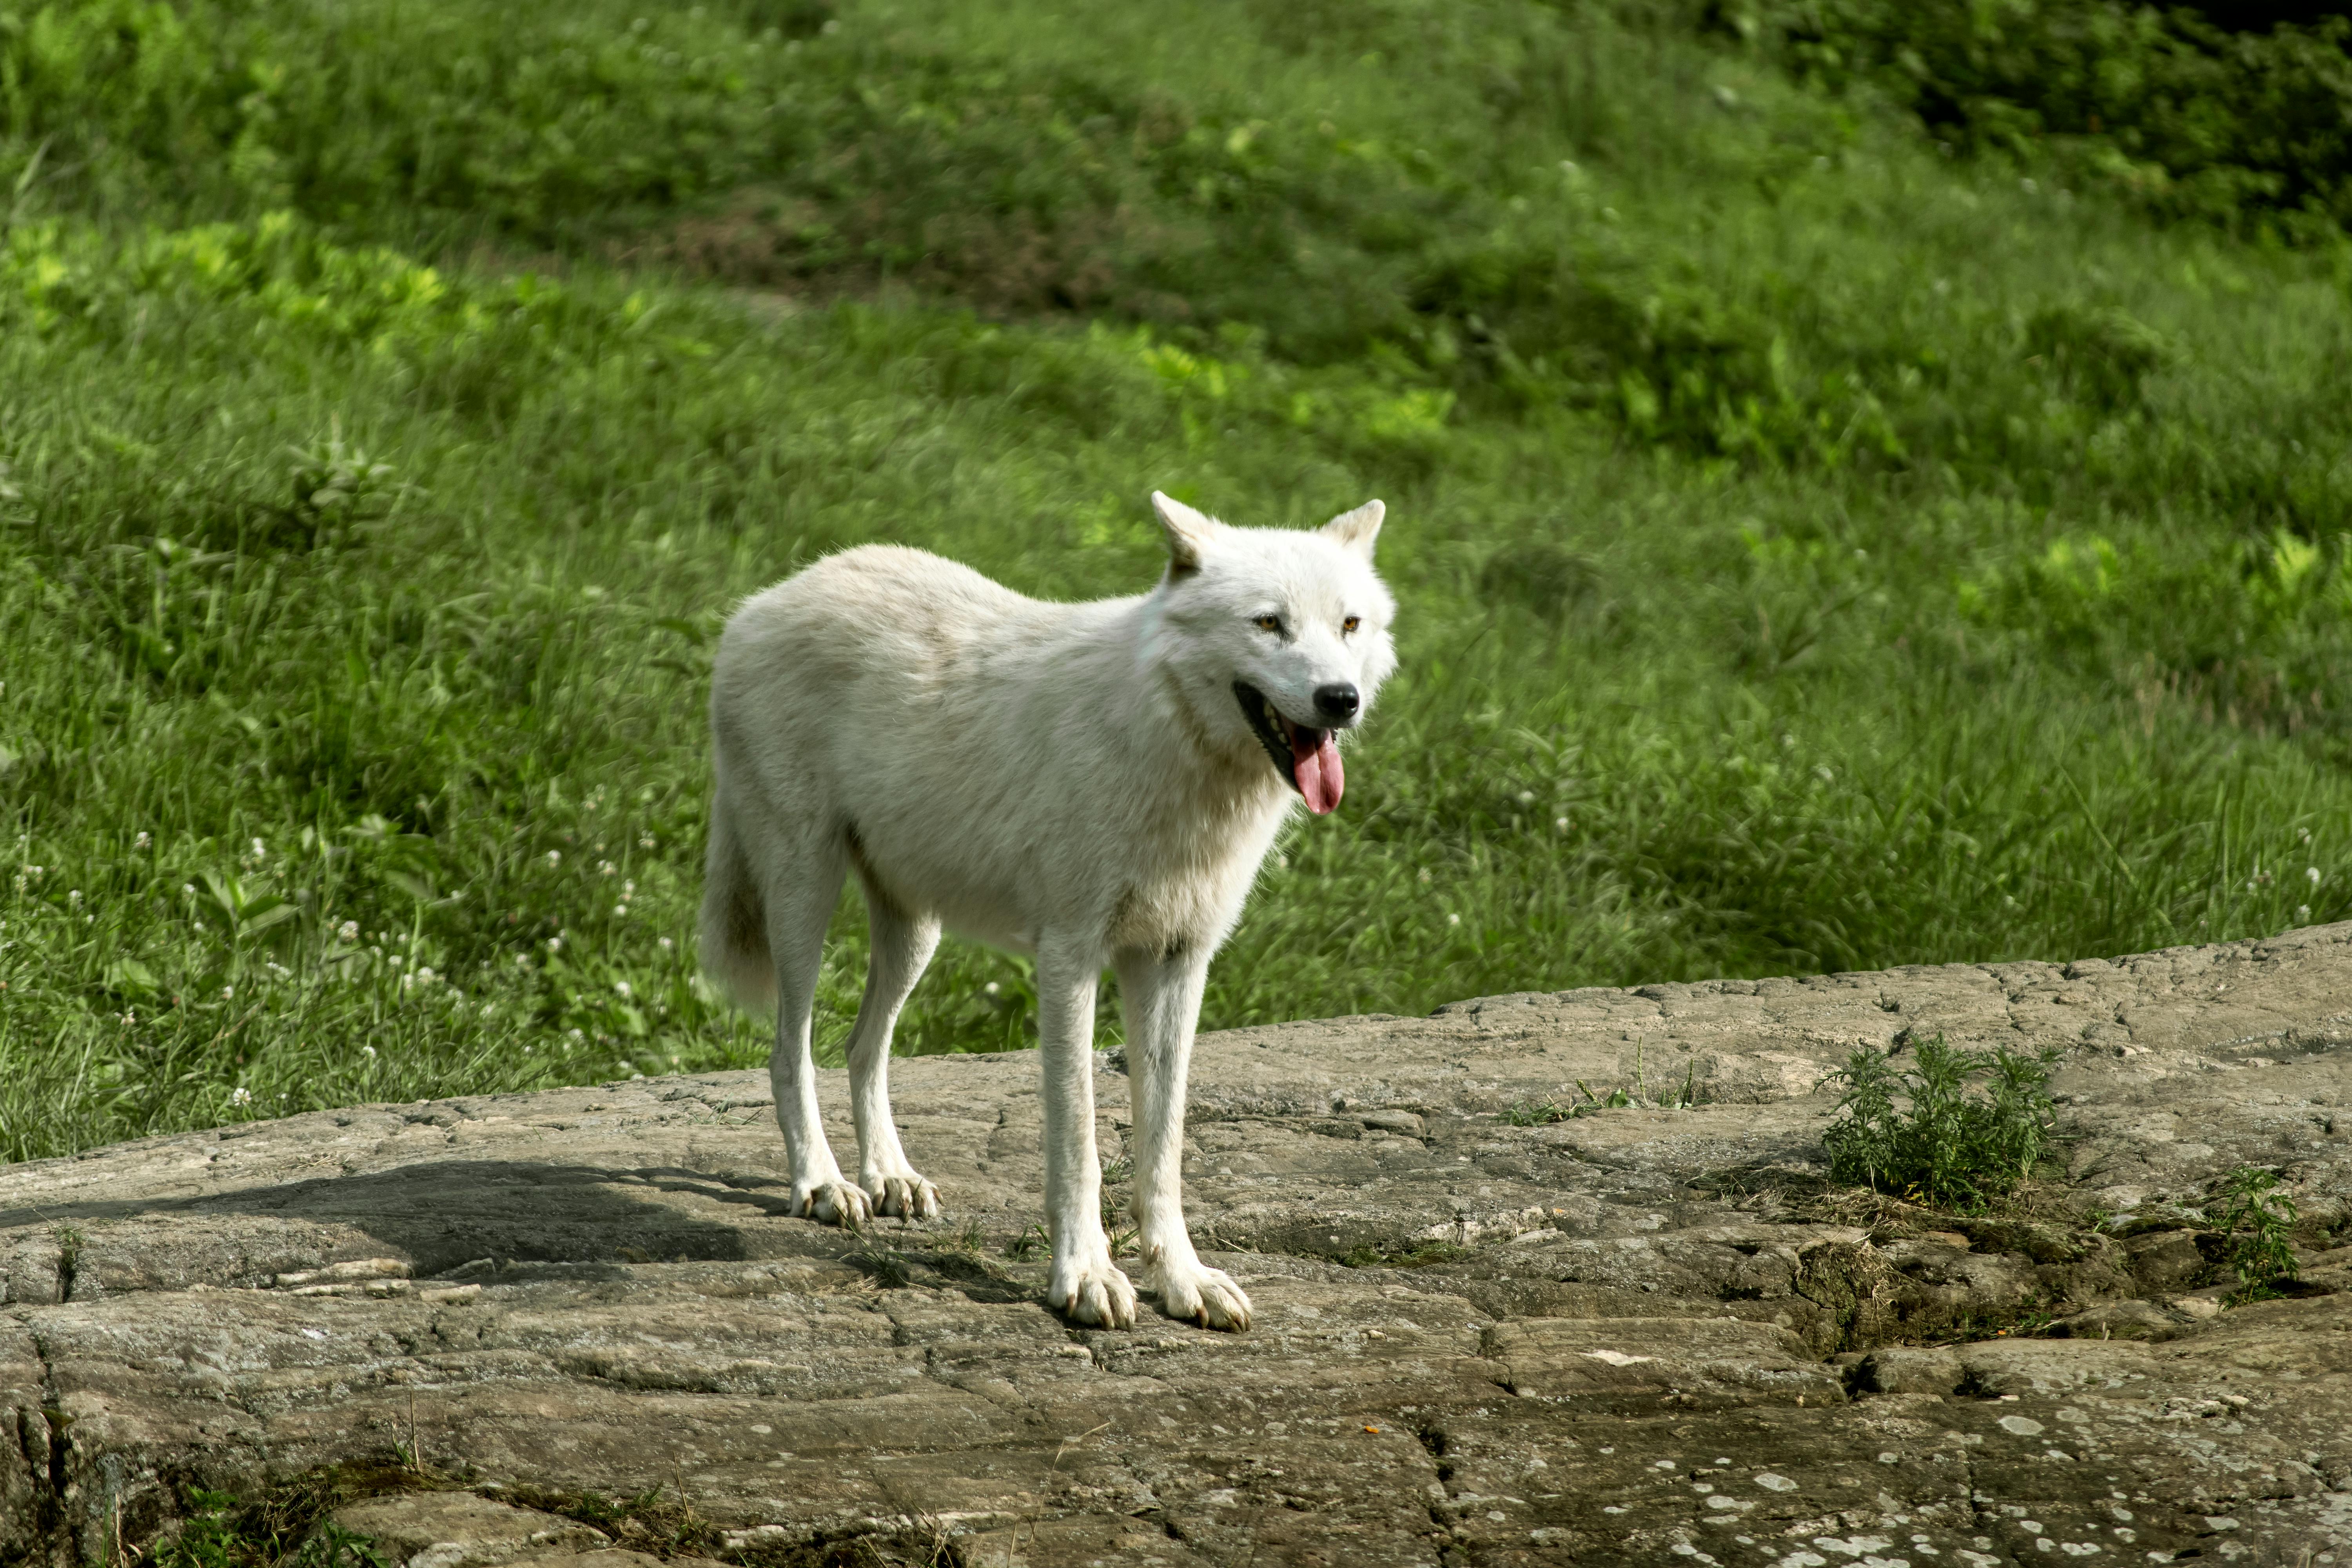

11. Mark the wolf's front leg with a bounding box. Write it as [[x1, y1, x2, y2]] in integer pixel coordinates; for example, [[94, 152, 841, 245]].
[[1037, 935, 1137, 1328], [1114, 946, 1252, 1330]]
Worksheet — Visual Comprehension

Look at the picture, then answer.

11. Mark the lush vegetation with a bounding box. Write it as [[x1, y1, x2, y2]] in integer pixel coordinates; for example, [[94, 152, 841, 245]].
[[1728, 0, 2352, 238], [2, 0, 2348, 1161]]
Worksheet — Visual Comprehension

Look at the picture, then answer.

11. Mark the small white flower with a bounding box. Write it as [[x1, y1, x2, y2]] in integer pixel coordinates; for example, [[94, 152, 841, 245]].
[[182, 883, 196, 896], [1815, 765, 1835, 784], [134, 831, 151, 851], [67, 889, 81, 907], [1516, 790, 1535, 804], [546, 850, 562, 868], [613, 904, 628, 917], [121, 1009, 136, 1027], [1554, 816, 1569, 831], [250, 838, 266, 858], [546, 936, 562, 953], [638, 836, 656, 850], [568, 1027, 586, 1041], [221, 985, 234, 999], [614, 980, 633, 998], [622, 879, 635, 895], [387, 955, 403, 969], [416, 966, 436, 984], [2299, 827, 2313, 842], [230, 1086, 252, 1106], [2296, 904, 2312, 921], [1447, 912, 1461, 927], [338, 920, 359, 942], [658, 936, 674, 952], [599, 860, 617, 877], [1417, 867, 1433, 884], [362, 1045, 377, 1058], [984, 981, 1000, 996], [2307, 866, 2321, 886]]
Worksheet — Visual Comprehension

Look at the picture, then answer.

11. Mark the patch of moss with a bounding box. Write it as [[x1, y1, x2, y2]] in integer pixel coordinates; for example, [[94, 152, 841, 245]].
[[1337, 1239, 1470, 1270]]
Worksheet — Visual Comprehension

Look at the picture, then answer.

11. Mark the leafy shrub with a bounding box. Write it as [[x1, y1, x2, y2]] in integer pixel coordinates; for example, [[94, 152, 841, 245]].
[[2212, 1165, 2301, 1301], [1820, 1035, 2061, 1211], [1725, 0, 2352, 236]]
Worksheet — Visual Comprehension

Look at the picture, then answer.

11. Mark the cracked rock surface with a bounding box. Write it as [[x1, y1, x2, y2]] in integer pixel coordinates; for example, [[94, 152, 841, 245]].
[[4, 924, 2351, 1566]]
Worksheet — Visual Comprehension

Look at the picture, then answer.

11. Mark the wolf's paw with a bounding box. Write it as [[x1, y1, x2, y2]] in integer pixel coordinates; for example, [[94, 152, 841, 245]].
[[793, 1177, 871, 1227], [1156, 1261, 1253, 1331], [1050, 1250, 1138, 1329], [867, 1171, 940, 1222]]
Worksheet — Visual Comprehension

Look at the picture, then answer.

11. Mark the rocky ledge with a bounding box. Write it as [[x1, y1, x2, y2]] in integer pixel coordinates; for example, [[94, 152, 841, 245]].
[[5, 926, 2351, 1567]]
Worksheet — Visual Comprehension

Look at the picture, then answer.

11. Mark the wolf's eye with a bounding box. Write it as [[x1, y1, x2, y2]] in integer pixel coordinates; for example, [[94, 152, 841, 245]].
[[1342, 615, 1361, 634], [1254, 614, 1282, 632]]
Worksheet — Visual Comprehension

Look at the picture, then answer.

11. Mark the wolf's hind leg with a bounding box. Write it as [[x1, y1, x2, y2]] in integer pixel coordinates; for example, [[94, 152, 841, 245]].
[[1114, 946, 1251, 1330], [763, 825, 868, 1226], [846, 880, 942, 1220], [1038, 934, 1137, 1328]]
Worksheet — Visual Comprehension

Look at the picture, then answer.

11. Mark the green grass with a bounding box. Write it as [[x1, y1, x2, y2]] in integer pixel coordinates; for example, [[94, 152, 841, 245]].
[[1, 0, 2349, 1163]]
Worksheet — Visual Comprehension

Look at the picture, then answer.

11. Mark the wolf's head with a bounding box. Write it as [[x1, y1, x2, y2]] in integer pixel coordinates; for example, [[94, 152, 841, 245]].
[[1143, 491, 1397, 815]]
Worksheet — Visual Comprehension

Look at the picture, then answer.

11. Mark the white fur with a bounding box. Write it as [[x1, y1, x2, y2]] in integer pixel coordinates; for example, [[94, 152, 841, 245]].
[[699, 493, 1395, 1330]]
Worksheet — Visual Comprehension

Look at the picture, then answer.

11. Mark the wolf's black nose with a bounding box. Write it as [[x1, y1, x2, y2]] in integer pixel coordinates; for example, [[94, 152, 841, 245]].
[[1314, 683, 1360, 724]]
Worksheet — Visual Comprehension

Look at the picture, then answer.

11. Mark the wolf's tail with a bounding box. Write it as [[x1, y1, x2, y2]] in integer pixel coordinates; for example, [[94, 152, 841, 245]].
[[698, 782, 776, 1013]]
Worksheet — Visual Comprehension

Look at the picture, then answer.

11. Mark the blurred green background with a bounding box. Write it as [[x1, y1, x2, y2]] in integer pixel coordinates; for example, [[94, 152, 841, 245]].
[[1, 0, 2348, 1160]]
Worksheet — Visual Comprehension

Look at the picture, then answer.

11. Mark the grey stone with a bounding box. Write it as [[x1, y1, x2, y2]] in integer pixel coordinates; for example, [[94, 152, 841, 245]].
[[2, 923, 2350, 1564], [1859, 1346, 1964, 1394], [329, 1494, 608, 1568]]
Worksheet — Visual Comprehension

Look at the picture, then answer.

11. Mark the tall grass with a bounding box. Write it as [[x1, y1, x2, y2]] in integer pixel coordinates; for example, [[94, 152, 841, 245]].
[[0, 0, 2347, 1162]]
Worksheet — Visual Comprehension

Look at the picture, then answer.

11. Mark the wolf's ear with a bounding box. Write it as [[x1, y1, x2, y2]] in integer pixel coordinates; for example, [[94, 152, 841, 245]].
[[1151, 491, 1220, 574], [1321, 499, 1384, 561]]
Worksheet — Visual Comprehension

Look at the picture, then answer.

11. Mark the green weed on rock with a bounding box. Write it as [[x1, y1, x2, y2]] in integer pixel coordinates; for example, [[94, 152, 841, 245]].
[[1820, 1035, 2062, 1213], [2212, 1165, 2302, 1303]]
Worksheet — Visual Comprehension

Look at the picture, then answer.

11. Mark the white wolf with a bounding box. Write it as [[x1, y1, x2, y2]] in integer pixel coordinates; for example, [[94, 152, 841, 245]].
[[698, 492, 1394, 1330]]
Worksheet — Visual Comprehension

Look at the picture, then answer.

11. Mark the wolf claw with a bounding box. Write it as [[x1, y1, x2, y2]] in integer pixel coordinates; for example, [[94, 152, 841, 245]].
[[1053, 1254, 1138, 1328], [1156, 1261, 1252, 1331], [869, 1173, 940, 1221], [795, 1178, 872, 1227]]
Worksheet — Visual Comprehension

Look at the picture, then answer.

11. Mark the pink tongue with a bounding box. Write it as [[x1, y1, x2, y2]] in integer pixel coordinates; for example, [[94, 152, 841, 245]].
[[1292, 731, 1344, 815]]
